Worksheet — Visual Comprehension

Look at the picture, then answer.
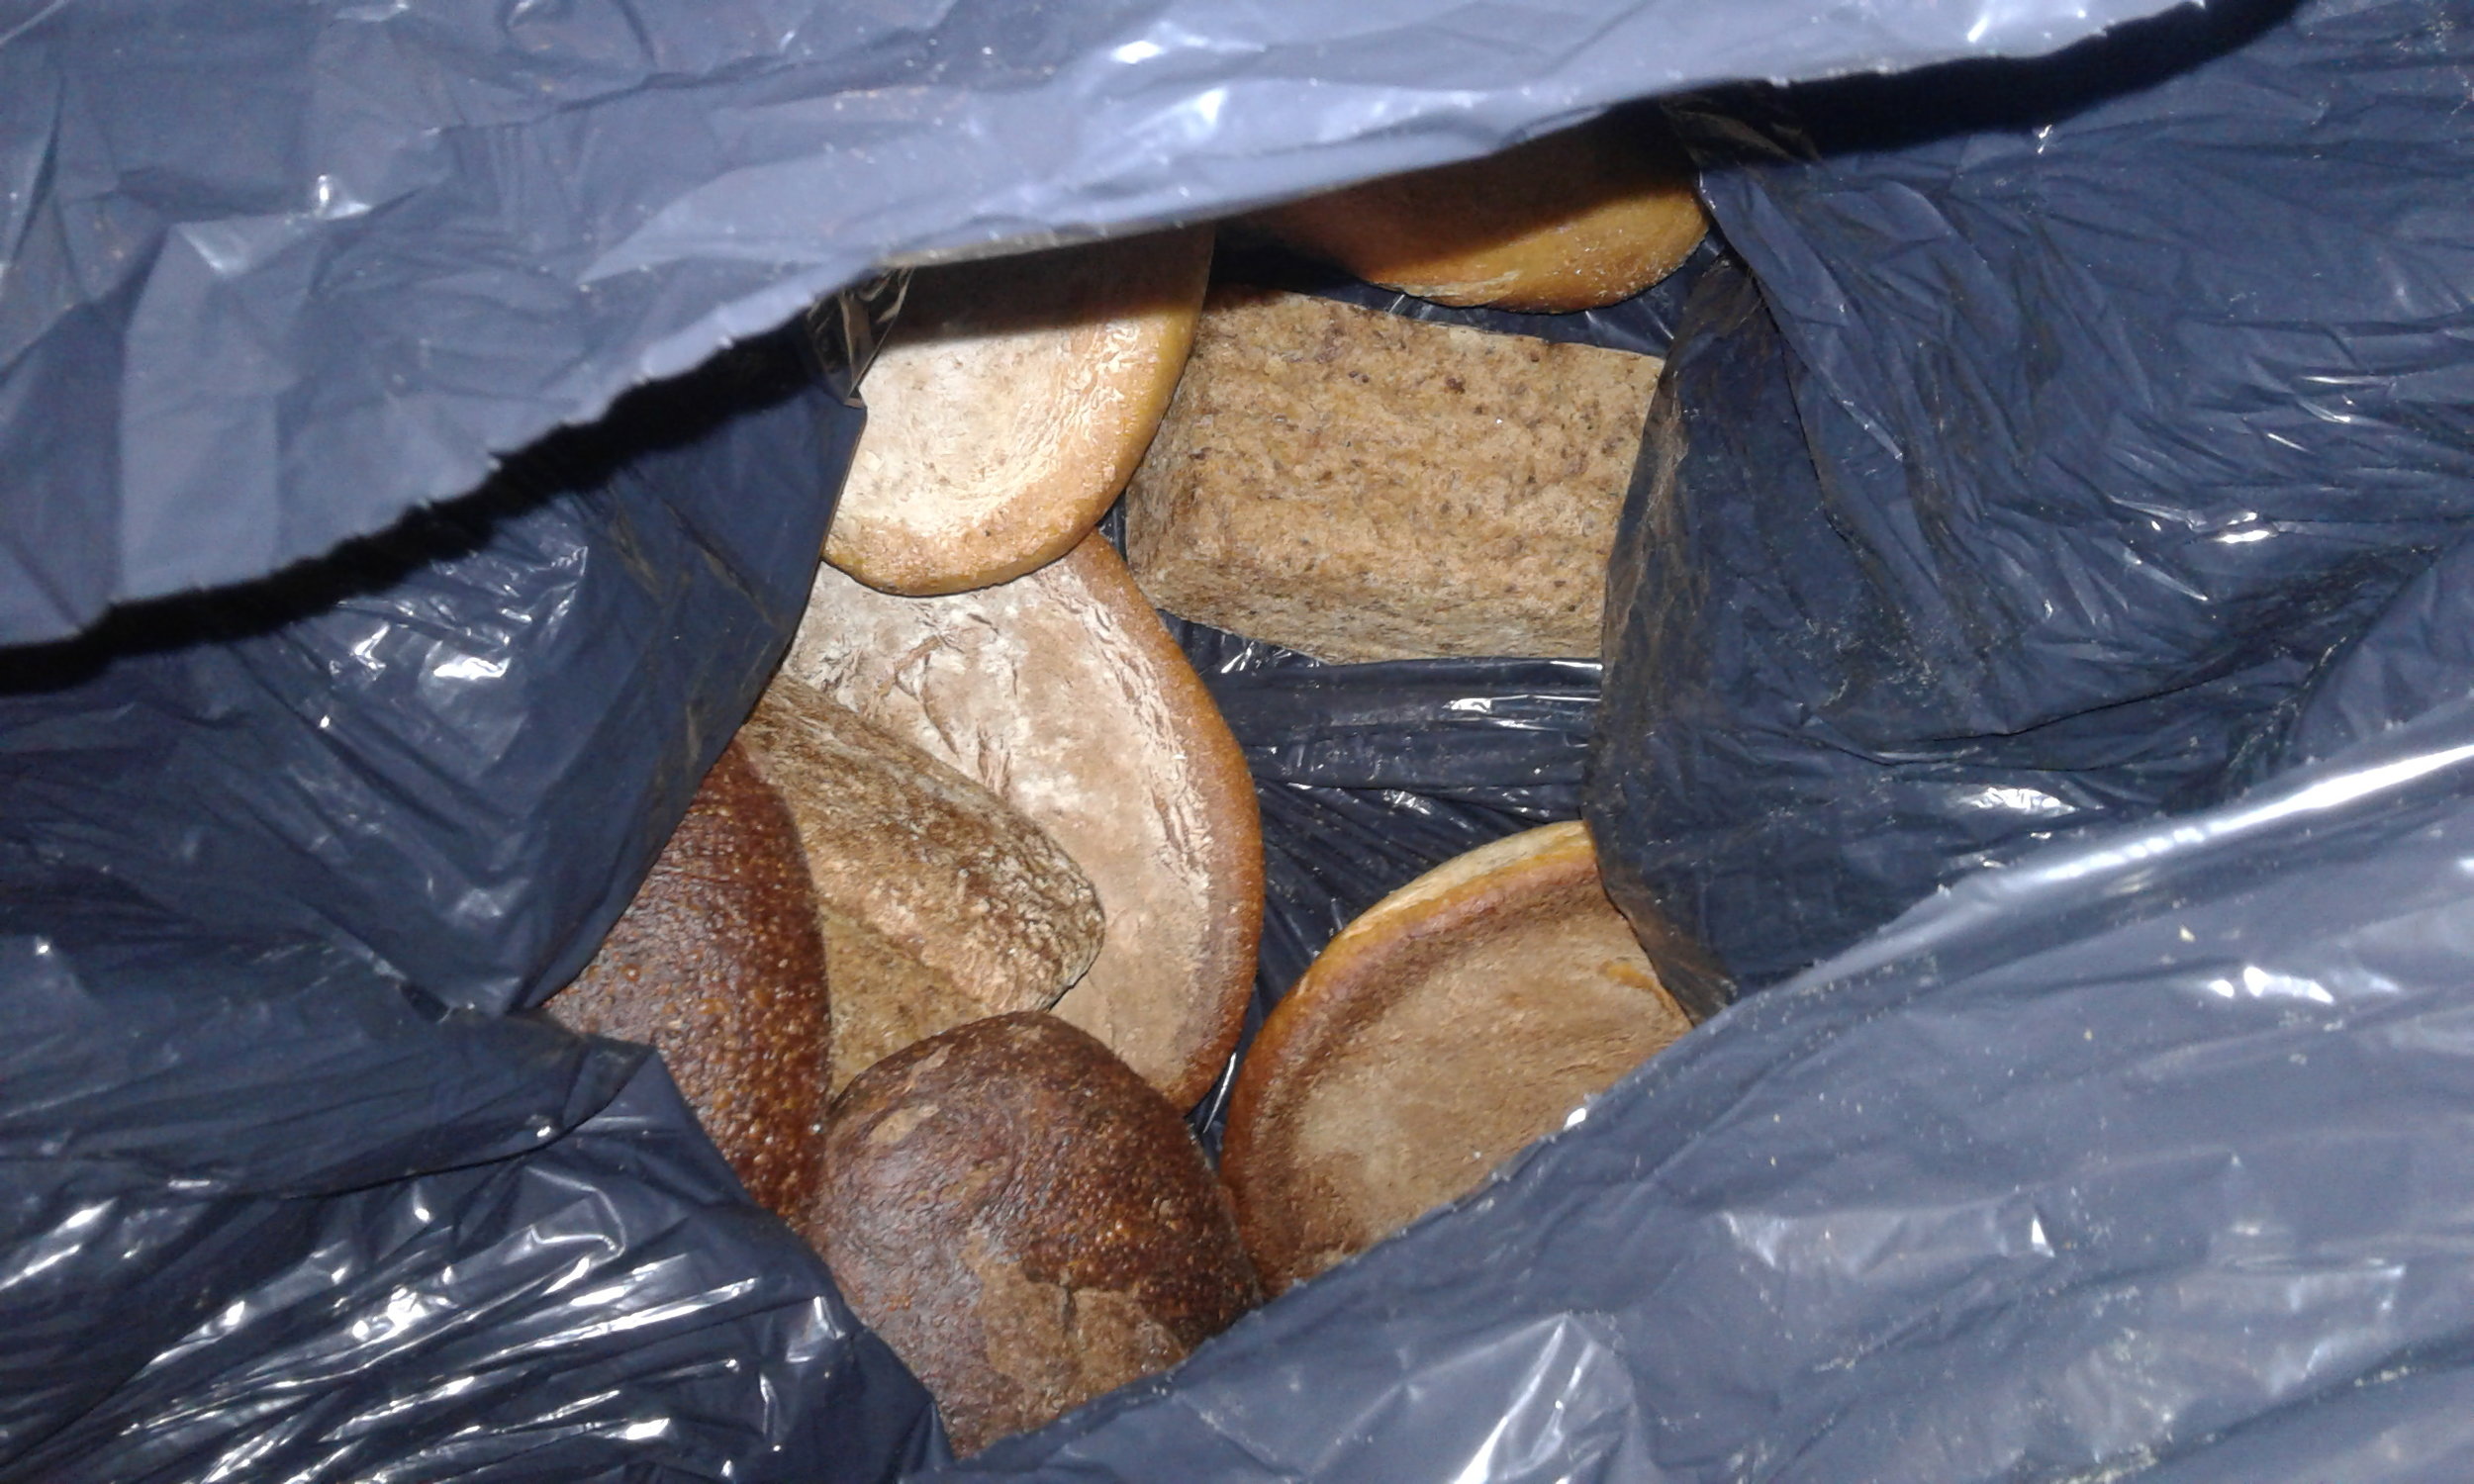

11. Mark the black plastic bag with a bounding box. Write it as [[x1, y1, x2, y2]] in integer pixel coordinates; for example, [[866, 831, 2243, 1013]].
[[1591, 0, 2474, 986], [949, 525, 2474, 1482], [0, 0, 2182, 648], [0, 333, 944, 1479], [24, 0, 2474, 1477]]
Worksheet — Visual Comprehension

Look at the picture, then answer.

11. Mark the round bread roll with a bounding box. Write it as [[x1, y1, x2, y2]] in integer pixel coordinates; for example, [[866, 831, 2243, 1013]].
[[808, 1012, 1260, 1455], [787, 531, 1262, 1111], [739, 671, 1103, 1090], [1249, 115, 1705, 313], [1221, 820, 1694, 1293], [549, 740, 831, 1221], [825, 229, 1214, 597]]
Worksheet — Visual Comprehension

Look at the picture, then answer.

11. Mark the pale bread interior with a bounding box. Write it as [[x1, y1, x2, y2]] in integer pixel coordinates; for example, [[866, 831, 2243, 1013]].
[[1124, 287, 1662, 664]]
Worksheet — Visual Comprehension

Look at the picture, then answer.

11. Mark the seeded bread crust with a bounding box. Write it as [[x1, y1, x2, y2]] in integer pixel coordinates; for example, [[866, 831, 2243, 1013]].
[[550, 740, 832, 1220]]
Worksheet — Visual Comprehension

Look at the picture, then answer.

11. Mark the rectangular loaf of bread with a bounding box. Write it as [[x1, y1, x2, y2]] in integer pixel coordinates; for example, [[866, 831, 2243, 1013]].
[[1123, 285, 1663, 664]]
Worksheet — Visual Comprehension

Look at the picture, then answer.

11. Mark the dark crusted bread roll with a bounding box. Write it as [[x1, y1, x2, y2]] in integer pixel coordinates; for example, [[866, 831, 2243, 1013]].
[[548, 739, 832, 1221], [806, 1012, 1260, 1454]]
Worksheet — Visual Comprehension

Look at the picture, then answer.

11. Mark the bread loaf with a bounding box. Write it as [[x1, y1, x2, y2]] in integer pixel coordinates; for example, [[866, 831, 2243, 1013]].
[[808, 1012, 1260, 1454], [787, 532, 1261, 1109], [739, 672, 1102, 1090], [1124, 285, 1663, 663], [1221, 821, 1693, 1292], [1249, 114, 1705, 313], [824, 229, 1213, 597], [548, 740, 831, 1220]]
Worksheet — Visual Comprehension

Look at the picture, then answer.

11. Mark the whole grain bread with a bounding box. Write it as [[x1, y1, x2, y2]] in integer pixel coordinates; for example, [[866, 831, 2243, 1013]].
[[739, 672, 1102, 1090], [1122, 286, 1664, 663], [1220, 821, 1694, 1293], [549, 740, 831, 1221], [787, 532, 1261, 1110], [824, 229, 1213, 597], [1249, 114, 1705, 313], [808, 1012, 1260, 1454]]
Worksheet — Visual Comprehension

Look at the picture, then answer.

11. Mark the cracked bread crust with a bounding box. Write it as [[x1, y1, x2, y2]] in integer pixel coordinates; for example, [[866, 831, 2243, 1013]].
[[740, 671, 1102, 1091], [787, 533, 1262, 1110]]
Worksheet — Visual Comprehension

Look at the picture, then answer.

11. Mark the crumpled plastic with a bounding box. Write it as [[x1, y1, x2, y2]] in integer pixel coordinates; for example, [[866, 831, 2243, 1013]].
[[0, 328, 944, 1479], [1162, 614, 1603, 1151], [945, 521, 2474, 1483], [1590, 0, 2474, 986], [24, 0, 2474, 1478], [0, 0, 2183, 647]]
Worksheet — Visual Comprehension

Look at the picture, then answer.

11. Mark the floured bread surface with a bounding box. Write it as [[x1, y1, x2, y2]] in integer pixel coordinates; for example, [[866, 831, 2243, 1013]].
[[1123, 287, 1663, 663], [1249, 115, 1705, 313], [825, 229, 1213, 596], [741, 672, 1102, 1089], [787, 533, 1262, 1109], [549, 740, 830, 1221], [1221, 821, 1694, 1293], [806, 1013, 1260, 1455]]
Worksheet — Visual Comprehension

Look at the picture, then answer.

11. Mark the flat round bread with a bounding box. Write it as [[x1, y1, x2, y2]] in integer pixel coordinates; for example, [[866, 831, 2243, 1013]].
[[787, 532, 1262, 1110], [1250, 115, 1705, 314], [824, 229, 1213, 596], [1221, 820, 1693, 1293]]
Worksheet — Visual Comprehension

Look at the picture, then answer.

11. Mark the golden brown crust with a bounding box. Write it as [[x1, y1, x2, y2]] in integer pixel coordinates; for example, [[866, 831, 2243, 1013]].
[[807, 1012, 1260, 1454], [787, 532, 1263, 1110], [1124, 285, 1662, 663], [1221, 821, 1695, 1293], [1249, 115, 1705, 313], [549, 740, 832, 1221], [739, 673, 1103, 1090], [824, 229, 1213, 597]]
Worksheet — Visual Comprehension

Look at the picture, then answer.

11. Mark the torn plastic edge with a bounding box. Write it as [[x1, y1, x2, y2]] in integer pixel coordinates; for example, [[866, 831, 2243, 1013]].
[[806, 270, 913, 408]]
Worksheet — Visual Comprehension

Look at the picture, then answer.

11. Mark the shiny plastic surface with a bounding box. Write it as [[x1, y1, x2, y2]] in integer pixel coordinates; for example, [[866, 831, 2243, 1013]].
[[0, 0, 2178, 646], [15, 0, 2474, 1477], [0, 330, 944, 1478], [1590, 0, 2474, 986], [11, 1064, 943, 1483], [951, 540, 2474, 1481]]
